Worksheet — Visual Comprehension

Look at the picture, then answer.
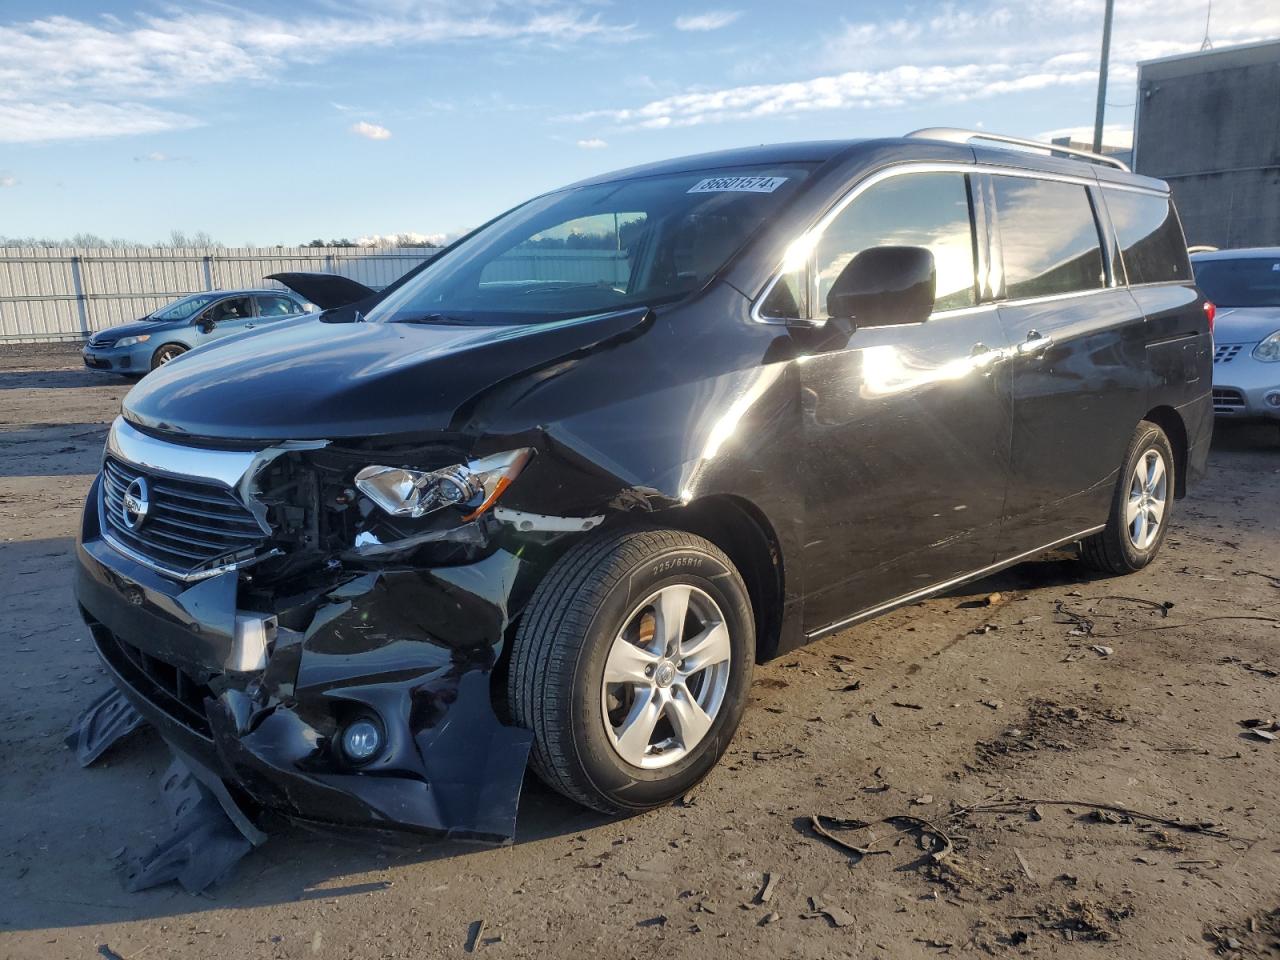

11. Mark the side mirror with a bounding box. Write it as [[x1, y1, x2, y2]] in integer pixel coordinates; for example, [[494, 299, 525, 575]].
[[826, 245, 936, 327], [194, 314, 215, 333]]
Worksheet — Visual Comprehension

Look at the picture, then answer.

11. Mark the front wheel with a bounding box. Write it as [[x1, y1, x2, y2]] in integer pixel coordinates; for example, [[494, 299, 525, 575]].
[[1081, 420, 1175, 575], [150, 343, 188, 369], [508, 527, 754, 814]]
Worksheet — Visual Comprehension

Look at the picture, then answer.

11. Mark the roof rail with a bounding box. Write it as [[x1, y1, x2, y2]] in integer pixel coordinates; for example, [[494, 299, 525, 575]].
[[905, 127, 1131, 172]]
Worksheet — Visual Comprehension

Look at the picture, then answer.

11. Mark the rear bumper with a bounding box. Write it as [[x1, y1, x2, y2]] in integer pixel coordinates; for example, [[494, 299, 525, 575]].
[[75, 473, 536, 842]]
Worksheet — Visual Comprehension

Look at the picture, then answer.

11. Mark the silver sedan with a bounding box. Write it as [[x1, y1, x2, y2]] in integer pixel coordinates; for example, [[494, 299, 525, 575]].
[[1192, 248, 1280, 428]]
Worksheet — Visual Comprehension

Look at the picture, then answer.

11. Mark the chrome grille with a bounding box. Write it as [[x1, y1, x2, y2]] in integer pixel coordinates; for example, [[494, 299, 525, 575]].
[[100, 456, 267, 578], [1213, 344, 1243, 364], [1212, 388, 1246, 414]]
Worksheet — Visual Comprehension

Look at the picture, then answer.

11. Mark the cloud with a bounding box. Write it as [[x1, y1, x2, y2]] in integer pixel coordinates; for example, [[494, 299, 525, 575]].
[[574, 0, 1279, 131], [568, 62, 1097, 129], [0, 101, 201, 144], [351, 120, 393, 140], [674, 11, 741, 32], [133, 151, 189, 162], [576, 137, 608, 149], [0, 174, 17, 188], [0, 5, 638, 143]]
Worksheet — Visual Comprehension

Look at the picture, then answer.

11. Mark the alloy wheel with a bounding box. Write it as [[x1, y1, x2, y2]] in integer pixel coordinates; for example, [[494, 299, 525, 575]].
[[1125, 448, 1168, 550], [601, 584, 732, 769]]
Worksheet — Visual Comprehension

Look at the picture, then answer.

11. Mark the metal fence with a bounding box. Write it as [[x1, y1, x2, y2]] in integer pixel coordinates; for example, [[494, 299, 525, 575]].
[[482, 249, 630, 285], [0, 247, 436, 343]]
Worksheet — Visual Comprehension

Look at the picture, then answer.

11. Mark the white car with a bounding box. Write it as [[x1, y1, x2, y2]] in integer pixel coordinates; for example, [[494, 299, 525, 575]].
[[1192, 248, 1280, 430]]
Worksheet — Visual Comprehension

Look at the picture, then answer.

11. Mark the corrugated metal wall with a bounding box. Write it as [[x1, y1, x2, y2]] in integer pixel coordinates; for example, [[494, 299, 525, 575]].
[[0, 247, 435, 343]]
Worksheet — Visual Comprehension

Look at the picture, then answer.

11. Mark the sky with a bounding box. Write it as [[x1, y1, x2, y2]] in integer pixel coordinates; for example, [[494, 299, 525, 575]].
[[1, 0, 1276, 246]]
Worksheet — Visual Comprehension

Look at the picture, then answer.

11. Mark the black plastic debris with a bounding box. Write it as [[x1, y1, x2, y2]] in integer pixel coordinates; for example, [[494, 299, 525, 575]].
[[120, 751, 267, 894], [65, 687, 146, 767]]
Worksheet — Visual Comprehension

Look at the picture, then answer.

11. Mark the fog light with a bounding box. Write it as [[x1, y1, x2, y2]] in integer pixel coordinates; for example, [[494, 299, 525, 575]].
[[340, 718, 383, 763], [1265, 391, 1280, 409]]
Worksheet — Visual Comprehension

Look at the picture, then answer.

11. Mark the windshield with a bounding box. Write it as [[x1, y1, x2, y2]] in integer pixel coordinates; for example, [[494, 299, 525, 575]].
[[369, 165, 815, 325], [151, 293, 219, 321], [1193, 257, 1280, 308]]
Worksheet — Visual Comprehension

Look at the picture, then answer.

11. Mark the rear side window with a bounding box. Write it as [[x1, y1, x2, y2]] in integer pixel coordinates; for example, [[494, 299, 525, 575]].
[[257, 295, 300, 317], [1103, 190, 1191, 285], [993, 177, 1106, 300]]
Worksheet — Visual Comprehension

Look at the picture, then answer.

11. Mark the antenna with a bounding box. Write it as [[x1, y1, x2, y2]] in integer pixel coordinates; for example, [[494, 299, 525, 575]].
[[1200, 0, 1213, 50]]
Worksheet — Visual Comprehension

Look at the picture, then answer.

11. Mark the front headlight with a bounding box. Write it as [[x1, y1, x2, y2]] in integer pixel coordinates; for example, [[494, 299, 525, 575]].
[[115, 334, 152, 348], [355, 449, 533, 521], [1253, 331, 1280, 362]]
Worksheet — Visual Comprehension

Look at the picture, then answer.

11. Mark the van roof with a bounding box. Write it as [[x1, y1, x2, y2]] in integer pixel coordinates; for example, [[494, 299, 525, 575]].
[[567, 133, 1167, 193]]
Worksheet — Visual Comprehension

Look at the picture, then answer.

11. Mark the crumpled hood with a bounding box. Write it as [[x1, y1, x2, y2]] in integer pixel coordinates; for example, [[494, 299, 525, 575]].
[[1213, 306, 1280, 344], [122, 309, 651, 442]]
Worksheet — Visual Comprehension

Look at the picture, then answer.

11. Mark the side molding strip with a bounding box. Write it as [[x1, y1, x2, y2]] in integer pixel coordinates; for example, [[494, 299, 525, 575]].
[[806, 525, 1106, 641]]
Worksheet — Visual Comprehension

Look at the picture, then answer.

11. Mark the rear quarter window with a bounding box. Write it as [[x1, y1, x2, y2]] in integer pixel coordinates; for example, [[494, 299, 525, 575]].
[[1103, 190, 1191, 285], [993, 176, 1106, 300]]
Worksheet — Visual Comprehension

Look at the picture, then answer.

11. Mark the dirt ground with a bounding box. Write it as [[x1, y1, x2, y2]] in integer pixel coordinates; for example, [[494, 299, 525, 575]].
[[1, 344, 1278, 960]]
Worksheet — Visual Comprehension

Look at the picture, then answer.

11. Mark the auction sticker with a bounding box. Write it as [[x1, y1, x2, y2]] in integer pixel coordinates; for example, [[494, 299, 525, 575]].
[[688, 175, 788, 194]]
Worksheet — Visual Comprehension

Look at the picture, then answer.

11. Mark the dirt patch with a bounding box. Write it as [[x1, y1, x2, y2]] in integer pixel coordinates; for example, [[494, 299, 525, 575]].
[[968, 697, 1128, 773], [1040, 898, 1137, 943], [1207, 907, 1280, 958]]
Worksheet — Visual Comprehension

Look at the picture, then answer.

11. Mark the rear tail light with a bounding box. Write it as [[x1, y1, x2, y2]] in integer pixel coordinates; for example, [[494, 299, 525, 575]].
[[1203, 300, 1216, 333]]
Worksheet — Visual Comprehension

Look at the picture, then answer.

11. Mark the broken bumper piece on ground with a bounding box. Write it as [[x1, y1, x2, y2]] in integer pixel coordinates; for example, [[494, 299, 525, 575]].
[[122, 751, 266, 894], [64, 686, 146, 767]]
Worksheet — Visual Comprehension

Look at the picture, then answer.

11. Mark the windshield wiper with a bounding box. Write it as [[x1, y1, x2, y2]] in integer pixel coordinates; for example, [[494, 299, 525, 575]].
[[394, 312, 468, 325], [517, 282, 613, 296]]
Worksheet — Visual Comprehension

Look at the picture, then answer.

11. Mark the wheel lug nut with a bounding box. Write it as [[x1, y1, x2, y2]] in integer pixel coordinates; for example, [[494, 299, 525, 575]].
[[644, 665, 654, 677]]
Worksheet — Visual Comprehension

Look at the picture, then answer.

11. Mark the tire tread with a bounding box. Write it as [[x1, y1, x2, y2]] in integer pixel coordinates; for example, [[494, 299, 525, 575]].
[[1080, 420, 1172, 575], [508, 526, 737, 813]]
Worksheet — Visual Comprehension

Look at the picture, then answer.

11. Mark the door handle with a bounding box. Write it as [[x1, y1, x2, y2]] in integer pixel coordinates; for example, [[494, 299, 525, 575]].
[[969, 342, 1009, 370], [1017, 330, 1053, 356], [244, 323, 255, 329]]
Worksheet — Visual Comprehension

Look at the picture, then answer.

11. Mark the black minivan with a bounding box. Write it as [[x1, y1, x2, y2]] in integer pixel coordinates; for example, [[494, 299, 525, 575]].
[[74, 129, 1213, 847]]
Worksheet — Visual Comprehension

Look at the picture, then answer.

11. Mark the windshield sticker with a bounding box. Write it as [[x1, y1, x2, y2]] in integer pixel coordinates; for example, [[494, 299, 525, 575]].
[[688, 175, 789, 194]]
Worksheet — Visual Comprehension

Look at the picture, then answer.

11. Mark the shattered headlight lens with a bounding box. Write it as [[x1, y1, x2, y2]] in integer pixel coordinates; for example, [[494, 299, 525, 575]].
[[1252, 331, 1280, 362], [354, 449, 533, 521]]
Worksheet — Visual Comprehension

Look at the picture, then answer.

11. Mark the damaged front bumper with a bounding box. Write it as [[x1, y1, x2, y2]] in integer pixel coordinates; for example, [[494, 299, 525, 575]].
[[74, 471, 536, 845]]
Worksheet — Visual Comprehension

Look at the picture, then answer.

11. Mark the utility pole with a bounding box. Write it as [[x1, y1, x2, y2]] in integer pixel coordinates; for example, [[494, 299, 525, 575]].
[[1092, 0, 1115, 153]]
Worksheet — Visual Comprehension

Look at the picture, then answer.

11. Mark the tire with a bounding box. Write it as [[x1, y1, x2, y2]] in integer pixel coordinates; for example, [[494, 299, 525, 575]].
[[150, 343, 188, 369], [509, 527, 754, 814], [1081, 420, 1175, 575]]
